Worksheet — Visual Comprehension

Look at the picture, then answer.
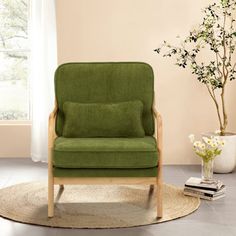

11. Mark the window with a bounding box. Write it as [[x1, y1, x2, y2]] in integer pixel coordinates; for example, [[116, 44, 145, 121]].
[[0, 0, 30, 120]]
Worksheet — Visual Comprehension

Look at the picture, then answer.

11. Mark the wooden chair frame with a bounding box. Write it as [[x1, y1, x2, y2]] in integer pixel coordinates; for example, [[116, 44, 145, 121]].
[[48, 99, 163, 219]]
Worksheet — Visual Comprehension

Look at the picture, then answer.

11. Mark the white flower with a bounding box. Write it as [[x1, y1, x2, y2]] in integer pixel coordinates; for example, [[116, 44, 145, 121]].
[[212, 142, 217, 148], [221, 140, 225, 146], [202, 137, 211, 144], [200, 143, 206, 150], [193, 141, 198, 147], [194, 141, 202, 148], [212, 136, 220, 144], [213, 136, 220, 141], [189, 134, 195, 143]]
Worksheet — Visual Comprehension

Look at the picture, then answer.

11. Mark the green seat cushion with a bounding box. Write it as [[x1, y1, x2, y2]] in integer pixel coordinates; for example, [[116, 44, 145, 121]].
[[62, 100, 145, 138], [55, 62, 154, 136], [53, 136, 158, 169], [53, 167, 157, 177]]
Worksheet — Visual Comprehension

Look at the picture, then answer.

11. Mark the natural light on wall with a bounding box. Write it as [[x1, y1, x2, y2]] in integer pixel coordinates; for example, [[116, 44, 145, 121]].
[[0, 0, 30, 120]]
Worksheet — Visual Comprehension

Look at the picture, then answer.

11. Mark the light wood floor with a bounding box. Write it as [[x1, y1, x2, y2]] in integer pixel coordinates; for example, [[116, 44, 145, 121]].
[[0, 158, 235, 236]]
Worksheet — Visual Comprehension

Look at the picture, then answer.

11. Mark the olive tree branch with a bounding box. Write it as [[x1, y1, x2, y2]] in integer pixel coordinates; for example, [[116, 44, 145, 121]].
[[206, 83, 223, 130]]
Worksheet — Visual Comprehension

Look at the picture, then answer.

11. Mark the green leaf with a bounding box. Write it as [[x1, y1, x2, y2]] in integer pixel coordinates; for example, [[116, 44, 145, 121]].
[[154, 48, 161, 53], [221, 0, 229, 7]]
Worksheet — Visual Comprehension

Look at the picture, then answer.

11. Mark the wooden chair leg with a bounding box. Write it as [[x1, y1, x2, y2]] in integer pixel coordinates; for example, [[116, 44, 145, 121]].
[[48, 176, 54, 217], [149, 184, 154, 196], [156, 179, 163, 219], [55, 184, 65, 203]]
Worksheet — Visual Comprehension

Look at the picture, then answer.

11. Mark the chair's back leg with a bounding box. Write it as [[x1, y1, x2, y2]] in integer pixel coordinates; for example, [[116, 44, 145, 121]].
[[149, 184, 154, 193]]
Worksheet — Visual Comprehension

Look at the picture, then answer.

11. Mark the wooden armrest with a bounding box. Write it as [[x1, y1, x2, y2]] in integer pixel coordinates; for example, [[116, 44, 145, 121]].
[[152, 106, 163, 167], [48, 103, 58, 149], [152, 107, 162, 139]]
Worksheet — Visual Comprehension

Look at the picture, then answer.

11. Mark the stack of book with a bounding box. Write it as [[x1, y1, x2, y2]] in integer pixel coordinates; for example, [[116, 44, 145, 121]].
[[184, 177, 226, 200]]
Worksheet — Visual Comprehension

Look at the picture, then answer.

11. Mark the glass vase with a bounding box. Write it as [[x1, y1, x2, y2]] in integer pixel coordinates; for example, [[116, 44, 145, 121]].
[[201, 159, 214, 183]]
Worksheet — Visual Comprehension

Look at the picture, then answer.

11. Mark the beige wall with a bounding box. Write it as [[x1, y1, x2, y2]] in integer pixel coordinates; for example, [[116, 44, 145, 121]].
[[0, 123, 31, 158], [2, 1, 235, 162], [1, 0, 235, 163], [55, 0, 235, 164]]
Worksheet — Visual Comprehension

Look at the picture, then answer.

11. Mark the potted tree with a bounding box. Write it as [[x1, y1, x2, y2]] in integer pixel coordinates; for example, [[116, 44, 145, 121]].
[[155, 0, 236, 173]]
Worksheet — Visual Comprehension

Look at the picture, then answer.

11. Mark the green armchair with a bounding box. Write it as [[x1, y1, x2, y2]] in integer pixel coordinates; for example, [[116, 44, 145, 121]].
[[48, 62, 163, 218]]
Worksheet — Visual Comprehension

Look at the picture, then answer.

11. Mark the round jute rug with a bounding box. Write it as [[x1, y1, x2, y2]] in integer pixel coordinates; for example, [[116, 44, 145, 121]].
[[0, 182, 200, 228]]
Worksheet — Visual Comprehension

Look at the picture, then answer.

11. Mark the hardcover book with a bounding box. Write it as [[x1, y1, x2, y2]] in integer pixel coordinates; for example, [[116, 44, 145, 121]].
[[184, 191, 225, 201], [185, 177, 223, 191]]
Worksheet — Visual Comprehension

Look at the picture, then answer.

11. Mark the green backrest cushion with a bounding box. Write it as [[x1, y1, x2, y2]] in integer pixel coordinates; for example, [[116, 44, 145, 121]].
[[55, 62, 154, 136], [62, 101, 145, 138]]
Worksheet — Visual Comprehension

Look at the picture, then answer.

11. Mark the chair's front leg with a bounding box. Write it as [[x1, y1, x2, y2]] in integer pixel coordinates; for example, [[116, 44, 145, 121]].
[[48, 147, 54, 217], [154, 109, 163, 219], [48, 105, 57, 218], [156, 174, 163, 218]]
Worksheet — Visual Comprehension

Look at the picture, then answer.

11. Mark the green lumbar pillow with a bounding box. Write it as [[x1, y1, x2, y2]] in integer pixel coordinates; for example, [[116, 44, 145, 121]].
[[62, 100, 145, 138]]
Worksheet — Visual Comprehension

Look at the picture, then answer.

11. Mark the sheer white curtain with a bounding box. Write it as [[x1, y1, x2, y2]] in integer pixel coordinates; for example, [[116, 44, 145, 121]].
[[30, 0, 57, 162]]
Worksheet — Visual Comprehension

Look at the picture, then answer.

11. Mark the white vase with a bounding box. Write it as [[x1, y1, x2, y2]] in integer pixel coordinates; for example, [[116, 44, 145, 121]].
[[202, 133, 236, 173]]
